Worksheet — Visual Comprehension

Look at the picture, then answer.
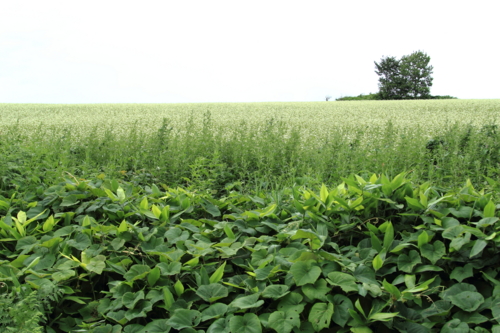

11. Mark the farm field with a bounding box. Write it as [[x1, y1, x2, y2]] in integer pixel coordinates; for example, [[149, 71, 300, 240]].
[[2, 99, 500, 193], [2, 100, 500, 332]]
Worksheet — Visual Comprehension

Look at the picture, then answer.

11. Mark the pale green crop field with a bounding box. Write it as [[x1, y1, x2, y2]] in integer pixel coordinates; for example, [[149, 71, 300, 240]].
[[2, 99, 500, 190], [2, 100, 500, 142]]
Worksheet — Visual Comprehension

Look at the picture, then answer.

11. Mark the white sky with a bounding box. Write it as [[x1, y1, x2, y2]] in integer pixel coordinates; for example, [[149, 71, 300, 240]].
[[0, 0, 498, 103]]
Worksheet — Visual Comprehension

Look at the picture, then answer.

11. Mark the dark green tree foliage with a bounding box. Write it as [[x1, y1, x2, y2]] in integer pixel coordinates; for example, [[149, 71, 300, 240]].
[[400, 51, 433, 98], [375, 51, 434, 99], [374, 56, 406, 100]]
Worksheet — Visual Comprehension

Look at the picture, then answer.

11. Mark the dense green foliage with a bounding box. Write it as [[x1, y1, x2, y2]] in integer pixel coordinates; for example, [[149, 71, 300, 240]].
[[335, 93, 381, 101], [375, 51, 434, 100], [1, 101, 500, 196], [1, 101, 500, 332], [2, 173, 500, 332], [335, 94, 457, 101]]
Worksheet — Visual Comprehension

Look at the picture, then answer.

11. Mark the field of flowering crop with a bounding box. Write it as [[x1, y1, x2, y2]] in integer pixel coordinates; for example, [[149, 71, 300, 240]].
[[1, 99, 500, 192], [3, 100, 500, 332]]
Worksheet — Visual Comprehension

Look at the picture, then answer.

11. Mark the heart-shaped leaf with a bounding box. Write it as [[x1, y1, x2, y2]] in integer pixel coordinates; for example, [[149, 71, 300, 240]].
[[450, 264, 474, 282], [290, 260, 322, 286], [230, 293, 264, 310], [262, 285, 290, 300], [201, 303, 228, 322], [441, 319, 469, 333], [229, 313, 262, 333], [166, 309, 202, 330], [448, 291, 484, 312], [327, 271, 358, 293], [301, 279, 330, 301], [196, 283, 229, 302], [268, 310, 300, 333], [420, 241, 445, 265], [308, 302, 334, 332], [397, 250, 421, 273]]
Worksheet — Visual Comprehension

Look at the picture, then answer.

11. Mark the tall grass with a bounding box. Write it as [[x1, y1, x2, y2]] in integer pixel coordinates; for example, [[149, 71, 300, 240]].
[[2, 106, 499, 195]]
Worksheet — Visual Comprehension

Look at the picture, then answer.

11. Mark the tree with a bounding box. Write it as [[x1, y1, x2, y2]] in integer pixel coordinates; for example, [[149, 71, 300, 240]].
[[374, 56, 406, 100], [399, 51, 433, 99], [374, 51, 433, 100]]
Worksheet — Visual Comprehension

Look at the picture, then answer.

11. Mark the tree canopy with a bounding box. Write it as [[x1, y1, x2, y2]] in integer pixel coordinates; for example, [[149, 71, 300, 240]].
[[374, 51, 433, 100]]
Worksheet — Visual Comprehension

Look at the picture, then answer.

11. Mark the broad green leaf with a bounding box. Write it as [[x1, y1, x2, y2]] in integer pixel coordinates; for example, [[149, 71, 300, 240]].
[[484, 200, 496, 218], [404, 274, 416, 289], [162, 287, 175, 310], [67, 233, 91, 251], [209, 261, 226, 284], [470, 240, 487, 258], [87, 256, 106, 274], [116, 187, 126, 202], [320, 184, 328, 203], [301, 279, 330, 301], [107, 310, 128, 325], [450, 264, 474, 282], [405, 196, 424, 210], [308, 302, 333, 332], [174, 280, 184, 297], [157, 262, 182, 276], [372, 254, 383, 271], [207, 317, 230, 333], [382, 279, 401, 300], [417, 231, 429, 248], [61, 194, 80, 207], [118, 220, 128, 233], [350, 327, 373, 333], [196, 283, 229, 302], [442, 225, 464, 239], [201, 303, 228, 322], [383, 222, 394, 250], [420, 300, 453, 318], [448, 291, 484, 312], [255, 265, 275, 281], [277, 292, 305, 315], [141, 319, 171, 333], [123, 291, 145, 309], [450, 233, 471, 252], [139, 197, 149, 211], [370, 232, 382, 252], [268, 310, 300, 333], [166, 309, 201, 330], [353, 265, 377, 285], [125, 300, 153, 321], [369, 312, 399, 321], [390, 243, 413, 253], [397, 250, 421, 273], [52, 269, 75, 282], [327, 271, 358, 293], [441, 319, 469, 333], [290, 260, 321, 286], [453, 311, 488, 324], [262, 285, 290, 300], [229, 313, 262, 333], [124, 265, 151, 281], [224, 224, 235, 239], [420, 241, 445, 265], [230, 293, 264, 310], [202, 201, 221, 217], [330, 294, 353, 327], [148, 267, 161, 287]]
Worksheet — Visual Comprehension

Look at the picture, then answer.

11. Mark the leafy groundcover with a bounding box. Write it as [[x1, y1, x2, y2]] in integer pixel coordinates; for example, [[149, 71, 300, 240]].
[[2, 173, 500, 332]]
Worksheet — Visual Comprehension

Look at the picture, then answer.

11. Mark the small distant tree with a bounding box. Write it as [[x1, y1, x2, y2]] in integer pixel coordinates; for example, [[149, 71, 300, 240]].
[[325, 95, 332, 101], [374, 51, 433, 99], [374, 56, 406, 100], [399, 51, 433, 99]]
